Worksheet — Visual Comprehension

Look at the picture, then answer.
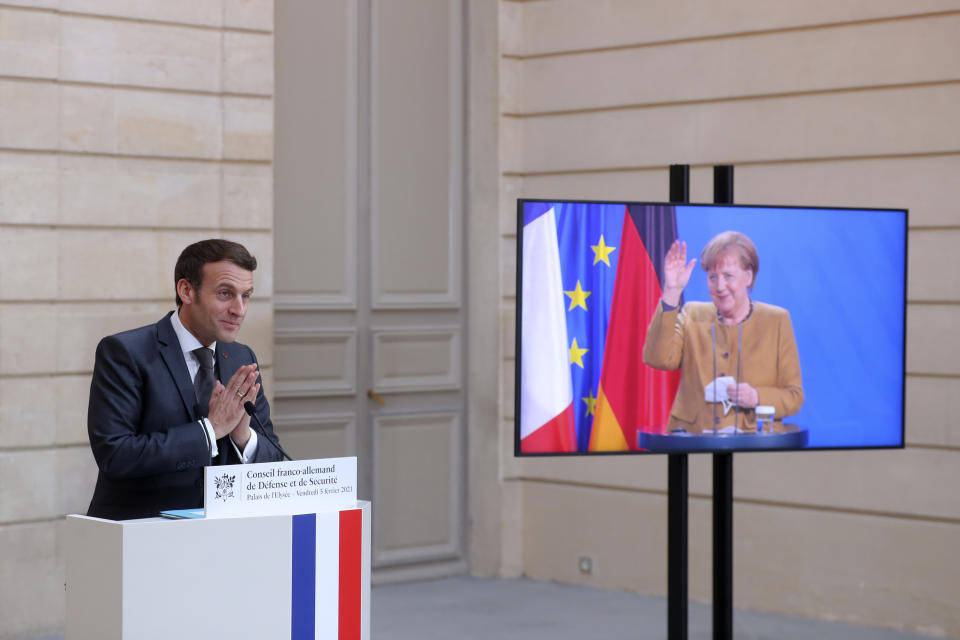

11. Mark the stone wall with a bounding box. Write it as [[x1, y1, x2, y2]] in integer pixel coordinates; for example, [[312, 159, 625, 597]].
[[0, 2, 274, 637], [498, 0, 960, 636]]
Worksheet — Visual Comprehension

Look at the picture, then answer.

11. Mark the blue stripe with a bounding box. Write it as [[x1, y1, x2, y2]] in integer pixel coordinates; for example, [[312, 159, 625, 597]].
[[291, 513, 316, 639], [523, 201, 555, 226]]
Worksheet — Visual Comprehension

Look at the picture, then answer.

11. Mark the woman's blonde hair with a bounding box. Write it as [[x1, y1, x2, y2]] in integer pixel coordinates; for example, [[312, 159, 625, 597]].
[[700, 231, 758, 290]]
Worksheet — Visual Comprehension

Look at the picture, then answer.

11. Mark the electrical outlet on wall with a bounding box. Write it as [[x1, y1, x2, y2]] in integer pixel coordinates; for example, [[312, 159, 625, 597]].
[[578, 555, 594, 575]]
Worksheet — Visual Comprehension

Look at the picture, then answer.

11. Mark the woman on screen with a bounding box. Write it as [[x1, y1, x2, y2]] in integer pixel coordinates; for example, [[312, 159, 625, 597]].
[[643, 231, 803, 434]]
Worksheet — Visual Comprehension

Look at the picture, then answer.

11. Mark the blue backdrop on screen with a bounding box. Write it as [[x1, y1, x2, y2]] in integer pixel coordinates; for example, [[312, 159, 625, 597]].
[[676, 206, 905, 448]]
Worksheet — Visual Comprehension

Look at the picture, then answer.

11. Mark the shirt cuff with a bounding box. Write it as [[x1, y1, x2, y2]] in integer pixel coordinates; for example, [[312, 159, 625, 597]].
[[230, 428, 259, 463], [661, 299, 679, 312], [200, 418, 218, 458]]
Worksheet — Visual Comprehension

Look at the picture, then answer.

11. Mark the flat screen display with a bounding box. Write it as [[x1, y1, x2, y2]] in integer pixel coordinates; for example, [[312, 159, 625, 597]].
[[515, 199, 907, 455]]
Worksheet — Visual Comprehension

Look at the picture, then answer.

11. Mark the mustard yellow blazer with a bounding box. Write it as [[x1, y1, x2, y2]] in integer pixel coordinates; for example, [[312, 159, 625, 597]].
[[643, 301, 804, 433]]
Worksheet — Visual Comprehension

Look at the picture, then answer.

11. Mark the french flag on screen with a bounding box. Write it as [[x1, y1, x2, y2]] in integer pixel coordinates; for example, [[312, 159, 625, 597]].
[[520, 206, 577, 453], [291, 509, 364, 640]]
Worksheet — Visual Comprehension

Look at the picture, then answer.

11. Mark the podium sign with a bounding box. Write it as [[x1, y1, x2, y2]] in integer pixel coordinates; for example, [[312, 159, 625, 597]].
[[204, 456, 356, 518]]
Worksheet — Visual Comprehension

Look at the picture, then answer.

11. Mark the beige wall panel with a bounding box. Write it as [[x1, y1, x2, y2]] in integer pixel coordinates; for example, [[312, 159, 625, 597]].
[[0, 377, 56, 448], [516, 448, 960, 518], [0, 152, 58, 225], [0, 522, 62, 639], [59, 15, 221, 92], [504, 0, 960, 55], [499, 174, 522, 236], [0, 7, 58, 79], [728, 448, 958, 520], [56, 374, 93, 445], [501, 304, 515, 360], [274, 329, 356, 397], [114, 89, 221, 158], [511, 85, 960, 174], [59, 0, 222, 27], [0, 228, 58, 300], [222, 163, 272, 229], [733, 502, 960, 636], [909, 230, 960, 301], [53, 302, 168, 373], [0, 450, 57, 521], [60, 84, 117, 153], [279, 427, 348, 461], [906, 376, 960, 447], [223, 0, 274, 31], [0, 80, 58, 149], [499, 56, 522, 114], [274, 0, 356, 309], [59, 156, 221, 228], [373, 412, 461, 562], [372, 327, 462, 393], [57, 446, 97, 515], [522, 481, 669, 594], [715, 156, 960, 227], [371, 0, 461, 308], [501, 236, 515, 298], [513, 447, 959, 520], [516, 15, 960, 114], [506, 447, 673, 488], [516, 170, 671, 201], [222, 96, 273, 160], [501, 357, 514, 420], [1, 0, 57, 9], [522, 481, 960, 635], [272, 413, 353, 459], [58, 229, 163, 300], [224, 31, 273, 95], [0, 303, 57, 374], [907, 304, 960, 375], [499, 113, 523, 178]]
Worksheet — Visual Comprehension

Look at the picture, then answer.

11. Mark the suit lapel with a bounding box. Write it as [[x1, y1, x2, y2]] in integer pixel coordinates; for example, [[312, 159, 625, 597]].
[[215, 341, 243, 387], [156, 312, 201, 421]]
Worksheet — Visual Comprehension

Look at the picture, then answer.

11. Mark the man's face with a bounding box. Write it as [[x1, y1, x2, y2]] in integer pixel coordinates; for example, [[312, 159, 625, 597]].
[[177, 260, 254, 346]]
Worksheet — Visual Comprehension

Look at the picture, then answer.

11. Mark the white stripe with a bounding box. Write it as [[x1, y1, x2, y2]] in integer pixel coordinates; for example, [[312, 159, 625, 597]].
[[521, 208, 574, 440], [314, 510, 340, 640]]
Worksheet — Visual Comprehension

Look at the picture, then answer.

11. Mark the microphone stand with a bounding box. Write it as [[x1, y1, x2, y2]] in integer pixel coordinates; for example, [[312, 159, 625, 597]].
[[243, 401, 293, 461]]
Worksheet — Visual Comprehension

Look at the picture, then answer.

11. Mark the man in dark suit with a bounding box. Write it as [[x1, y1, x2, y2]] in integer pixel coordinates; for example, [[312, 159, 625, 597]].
[[87, 239, 285, 520]]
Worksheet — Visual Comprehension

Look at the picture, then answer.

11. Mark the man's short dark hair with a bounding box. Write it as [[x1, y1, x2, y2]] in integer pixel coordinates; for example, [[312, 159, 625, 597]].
[[174, 239, 257, 306]]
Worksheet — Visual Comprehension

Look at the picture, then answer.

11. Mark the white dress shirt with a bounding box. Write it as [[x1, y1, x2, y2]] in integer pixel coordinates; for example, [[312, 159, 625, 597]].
[[170, 311, 259, 462]]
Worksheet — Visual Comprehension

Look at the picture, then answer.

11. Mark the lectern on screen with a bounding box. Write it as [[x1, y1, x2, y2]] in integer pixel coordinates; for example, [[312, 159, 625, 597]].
[[515, 199, 907, 455]]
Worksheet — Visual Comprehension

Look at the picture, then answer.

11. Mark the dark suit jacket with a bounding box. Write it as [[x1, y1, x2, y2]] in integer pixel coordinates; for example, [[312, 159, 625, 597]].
[[86, 312, 284, 520]]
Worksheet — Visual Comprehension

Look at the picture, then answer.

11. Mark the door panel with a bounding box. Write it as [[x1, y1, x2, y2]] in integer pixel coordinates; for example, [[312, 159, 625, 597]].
[[275, 0, 466, 581]]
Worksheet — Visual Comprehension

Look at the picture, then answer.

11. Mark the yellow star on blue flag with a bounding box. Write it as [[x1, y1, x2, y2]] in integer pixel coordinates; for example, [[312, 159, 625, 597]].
[[591, 235, 616, 266], [569, 337, 588, 368], [564, 280, 591, 311]]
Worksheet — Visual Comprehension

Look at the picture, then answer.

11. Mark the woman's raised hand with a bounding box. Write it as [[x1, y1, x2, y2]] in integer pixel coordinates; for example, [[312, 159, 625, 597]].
[[662, 239, 696, 306]]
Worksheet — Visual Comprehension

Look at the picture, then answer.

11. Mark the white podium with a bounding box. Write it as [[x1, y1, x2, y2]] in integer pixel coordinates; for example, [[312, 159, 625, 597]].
[[65, 501, 371, 640]]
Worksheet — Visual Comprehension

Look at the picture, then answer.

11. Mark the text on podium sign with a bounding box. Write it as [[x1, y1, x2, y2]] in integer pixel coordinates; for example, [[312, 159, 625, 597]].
[[204, 457, 357, 518]]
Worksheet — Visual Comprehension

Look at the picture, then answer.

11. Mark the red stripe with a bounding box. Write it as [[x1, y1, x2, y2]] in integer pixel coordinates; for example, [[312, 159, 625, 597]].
[[338, 509, 362, 640], [599, 207, 680, 446], [521, 403, 576, 453]]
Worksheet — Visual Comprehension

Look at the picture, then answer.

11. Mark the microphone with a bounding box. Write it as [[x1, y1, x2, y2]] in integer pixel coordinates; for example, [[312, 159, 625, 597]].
[[244, 401, 293, 461]]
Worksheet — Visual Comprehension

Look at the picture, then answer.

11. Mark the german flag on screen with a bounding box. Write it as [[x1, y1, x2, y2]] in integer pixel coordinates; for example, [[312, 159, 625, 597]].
[[589, 204, 681, 451]]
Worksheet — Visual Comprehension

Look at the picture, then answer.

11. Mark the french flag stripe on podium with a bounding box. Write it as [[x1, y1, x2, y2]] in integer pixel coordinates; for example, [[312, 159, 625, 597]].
[[291, 510, 363, 639]]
